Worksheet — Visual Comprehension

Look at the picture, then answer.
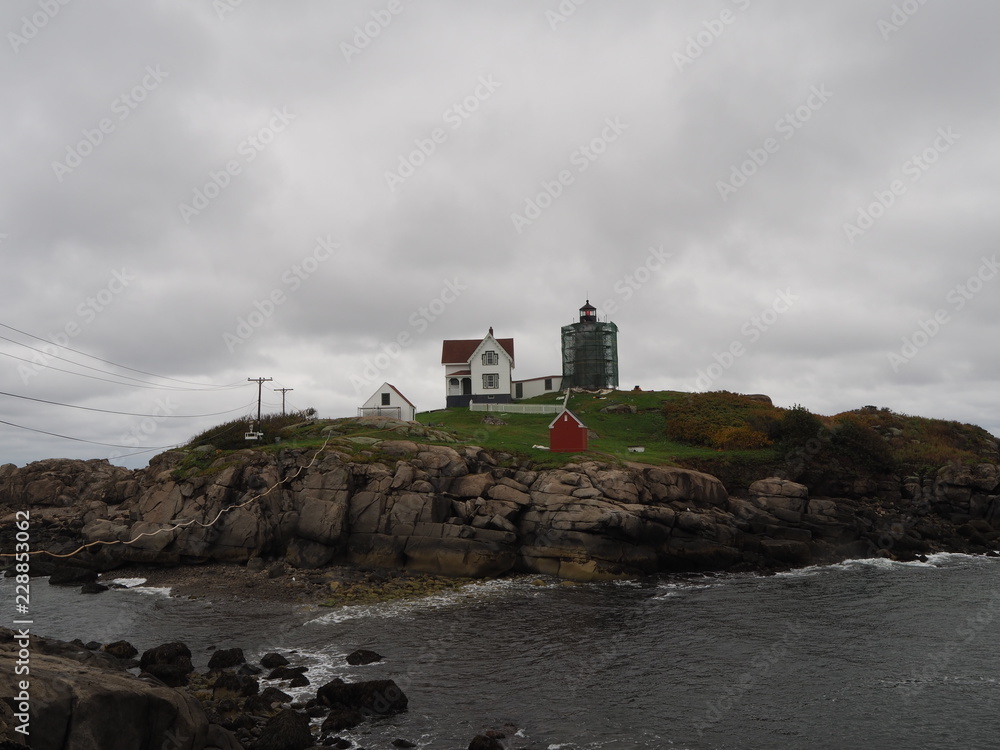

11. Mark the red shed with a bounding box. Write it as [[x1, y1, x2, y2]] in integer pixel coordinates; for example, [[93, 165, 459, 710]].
[[549, 409, 589, 453]]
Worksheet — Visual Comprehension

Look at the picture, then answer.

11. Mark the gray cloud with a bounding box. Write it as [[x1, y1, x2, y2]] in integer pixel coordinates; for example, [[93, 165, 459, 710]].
[[1, 0, 997, 468]]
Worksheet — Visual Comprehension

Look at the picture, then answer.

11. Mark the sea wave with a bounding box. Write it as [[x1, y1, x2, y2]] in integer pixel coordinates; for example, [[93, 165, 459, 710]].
[[305, 576, 563, 625], [773, 551, 998, 578], [109, 577, 147, 587]]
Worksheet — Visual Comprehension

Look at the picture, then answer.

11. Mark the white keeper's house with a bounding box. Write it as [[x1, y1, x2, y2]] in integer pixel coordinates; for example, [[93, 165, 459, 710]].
[[442, 327, 515, 408], [442, 328, 562, 407]]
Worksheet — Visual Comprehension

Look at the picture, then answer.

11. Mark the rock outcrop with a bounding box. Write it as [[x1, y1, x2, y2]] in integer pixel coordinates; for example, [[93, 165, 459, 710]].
[[0, 628, 224, 750], [3, 439, 1000, 581], [0, 627, 418, 750]]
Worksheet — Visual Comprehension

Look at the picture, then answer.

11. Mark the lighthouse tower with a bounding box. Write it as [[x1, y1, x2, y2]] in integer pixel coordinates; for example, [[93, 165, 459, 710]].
[[560, 300, 619, 390]]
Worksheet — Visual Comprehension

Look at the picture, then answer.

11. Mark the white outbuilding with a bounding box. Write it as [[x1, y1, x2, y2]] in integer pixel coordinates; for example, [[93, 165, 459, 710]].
[[359, 382, 416, 421]]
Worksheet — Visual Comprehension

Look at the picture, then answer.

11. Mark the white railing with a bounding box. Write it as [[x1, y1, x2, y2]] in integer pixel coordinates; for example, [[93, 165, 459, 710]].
[[469, 402, 563, 414], [358, 407, 401, 418]]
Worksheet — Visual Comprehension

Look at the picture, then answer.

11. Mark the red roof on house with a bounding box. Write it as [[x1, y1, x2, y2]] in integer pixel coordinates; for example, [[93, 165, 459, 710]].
[[441, 337, 515, 365], [384, 383, 416, 409], [548, 409, 587, 430]]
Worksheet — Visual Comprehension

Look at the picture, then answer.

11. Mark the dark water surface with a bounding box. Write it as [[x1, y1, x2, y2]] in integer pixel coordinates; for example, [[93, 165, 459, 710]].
[[8, 553, 1000, 749]]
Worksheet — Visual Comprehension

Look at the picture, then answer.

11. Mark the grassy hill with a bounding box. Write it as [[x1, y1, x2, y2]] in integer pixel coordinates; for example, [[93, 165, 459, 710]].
[[177, 391, 999, 494], [416, 390, 768, 470]]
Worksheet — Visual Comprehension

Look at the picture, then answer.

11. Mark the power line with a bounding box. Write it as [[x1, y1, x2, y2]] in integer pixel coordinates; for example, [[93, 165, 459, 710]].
[[0, 349, 248, 392], [249, 377, 272, 423], [0, 334, 197, 388], [0, 321, 244, 389], [276, 387, 294, 415], [0, 418, 178, 450], [0, 389, 258, 418]]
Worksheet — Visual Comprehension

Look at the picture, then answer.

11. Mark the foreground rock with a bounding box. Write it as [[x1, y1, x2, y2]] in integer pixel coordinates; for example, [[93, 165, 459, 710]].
[[2, 426, 999, 581], [0, 629, 223, 749], [0, 628, 415, 750]]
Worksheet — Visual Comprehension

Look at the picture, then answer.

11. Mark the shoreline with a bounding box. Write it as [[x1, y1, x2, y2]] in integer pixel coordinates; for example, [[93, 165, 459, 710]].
[[95, 559, 499, 609], [90, 548, 1000, 610]]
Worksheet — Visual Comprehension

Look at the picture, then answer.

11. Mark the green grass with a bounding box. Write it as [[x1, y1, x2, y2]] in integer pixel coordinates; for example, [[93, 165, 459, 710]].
[[170, 391, 996, 494], [417, 390, 742, 469]]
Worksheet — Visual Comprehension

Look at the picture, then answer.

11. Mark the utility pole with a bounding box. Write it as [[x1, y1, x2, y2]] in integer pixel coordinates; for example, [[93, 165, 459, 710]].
[[248, 377, 272, 423], [276, 388, 294, 416]]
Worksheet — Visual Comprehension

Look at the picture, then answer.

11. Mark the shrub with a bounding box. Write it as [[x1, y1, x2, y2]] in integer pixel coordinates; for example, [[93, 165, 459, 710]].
[[710, 426, 772, 450], [828, 416, 896, 474], [664, 391, 779, 449], [186, 412, 312, 451], [774, 404, 826, 450]]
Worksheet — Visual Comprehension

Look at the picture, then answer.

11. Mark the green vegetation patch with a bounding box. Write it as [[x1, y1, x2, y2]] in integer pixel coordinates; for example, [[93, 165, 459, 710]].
[[320, 573, 474, 607], [175, 393, 997, 495], [663, 391, 778, 449]]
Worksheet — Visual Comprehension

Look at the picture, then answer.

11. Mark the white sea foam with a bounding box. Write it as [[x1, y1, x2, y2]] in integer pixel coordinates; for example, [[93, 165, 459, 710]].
[[130, 585, 173, 597], [306, 576, 549, 626], [109, 577, 147, 587], [774, 565, 826, 578], [102, 576, 172, 596], [254, 646, 349, 700]]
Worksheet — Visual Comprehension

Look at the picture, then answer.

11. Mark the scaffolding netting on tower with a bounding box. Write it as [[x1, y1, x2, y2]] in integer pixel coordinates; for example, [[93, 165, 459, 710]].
[[561, 320, 619, 390]]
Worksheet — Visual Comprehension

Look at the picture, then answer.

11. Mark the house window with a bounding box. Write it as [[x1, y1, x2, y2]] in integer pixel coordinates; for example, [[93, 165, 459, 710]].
[[482, 350, 499, 366], [381, 393, 391, 406], [544, 378, 552, 390], [483, 373, 499, 389]]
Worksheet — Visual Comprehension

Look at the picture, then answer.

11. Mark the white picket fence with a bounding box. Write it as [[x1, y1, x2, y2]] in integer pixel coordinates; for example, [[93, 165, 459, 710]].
[[469, 402, 563, 415]]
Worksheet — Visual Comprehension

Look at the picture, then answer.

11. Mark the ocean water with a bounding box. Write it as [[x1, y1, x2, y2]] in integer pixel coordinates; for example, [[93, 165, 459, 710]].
[[9, 554, 1000, 749]]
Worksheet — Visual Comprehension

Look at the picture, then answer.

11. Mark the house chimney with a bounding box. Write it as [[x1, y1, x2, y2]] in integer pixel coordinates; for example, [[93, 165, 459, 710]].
[[488, 326, 494, 336]]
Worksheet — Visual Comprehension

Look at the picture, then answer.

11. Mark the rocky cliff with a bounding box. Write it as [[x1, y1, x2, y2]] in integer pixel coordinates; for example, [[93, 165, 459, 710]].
[[3, 435, 1000, 580]]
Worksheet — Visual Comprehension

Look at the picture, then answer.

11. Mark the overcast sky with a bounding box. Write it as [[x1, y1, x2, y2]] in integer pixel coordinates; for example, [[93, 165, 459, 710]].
[[2, 0, 998, 469]]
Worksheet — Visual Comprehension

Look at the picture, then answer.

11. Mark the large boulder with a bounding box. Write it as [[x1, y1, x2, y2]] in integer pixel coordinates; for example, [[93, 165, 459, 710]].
[[0, 629, 221, 750], [139, 642, 194, 687], [0, 459, 132, 509], [938, 464, 1000, 493], [643, 466, 729, 506], [316, 678, 408, 716], [247, 709, 313, 750]]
